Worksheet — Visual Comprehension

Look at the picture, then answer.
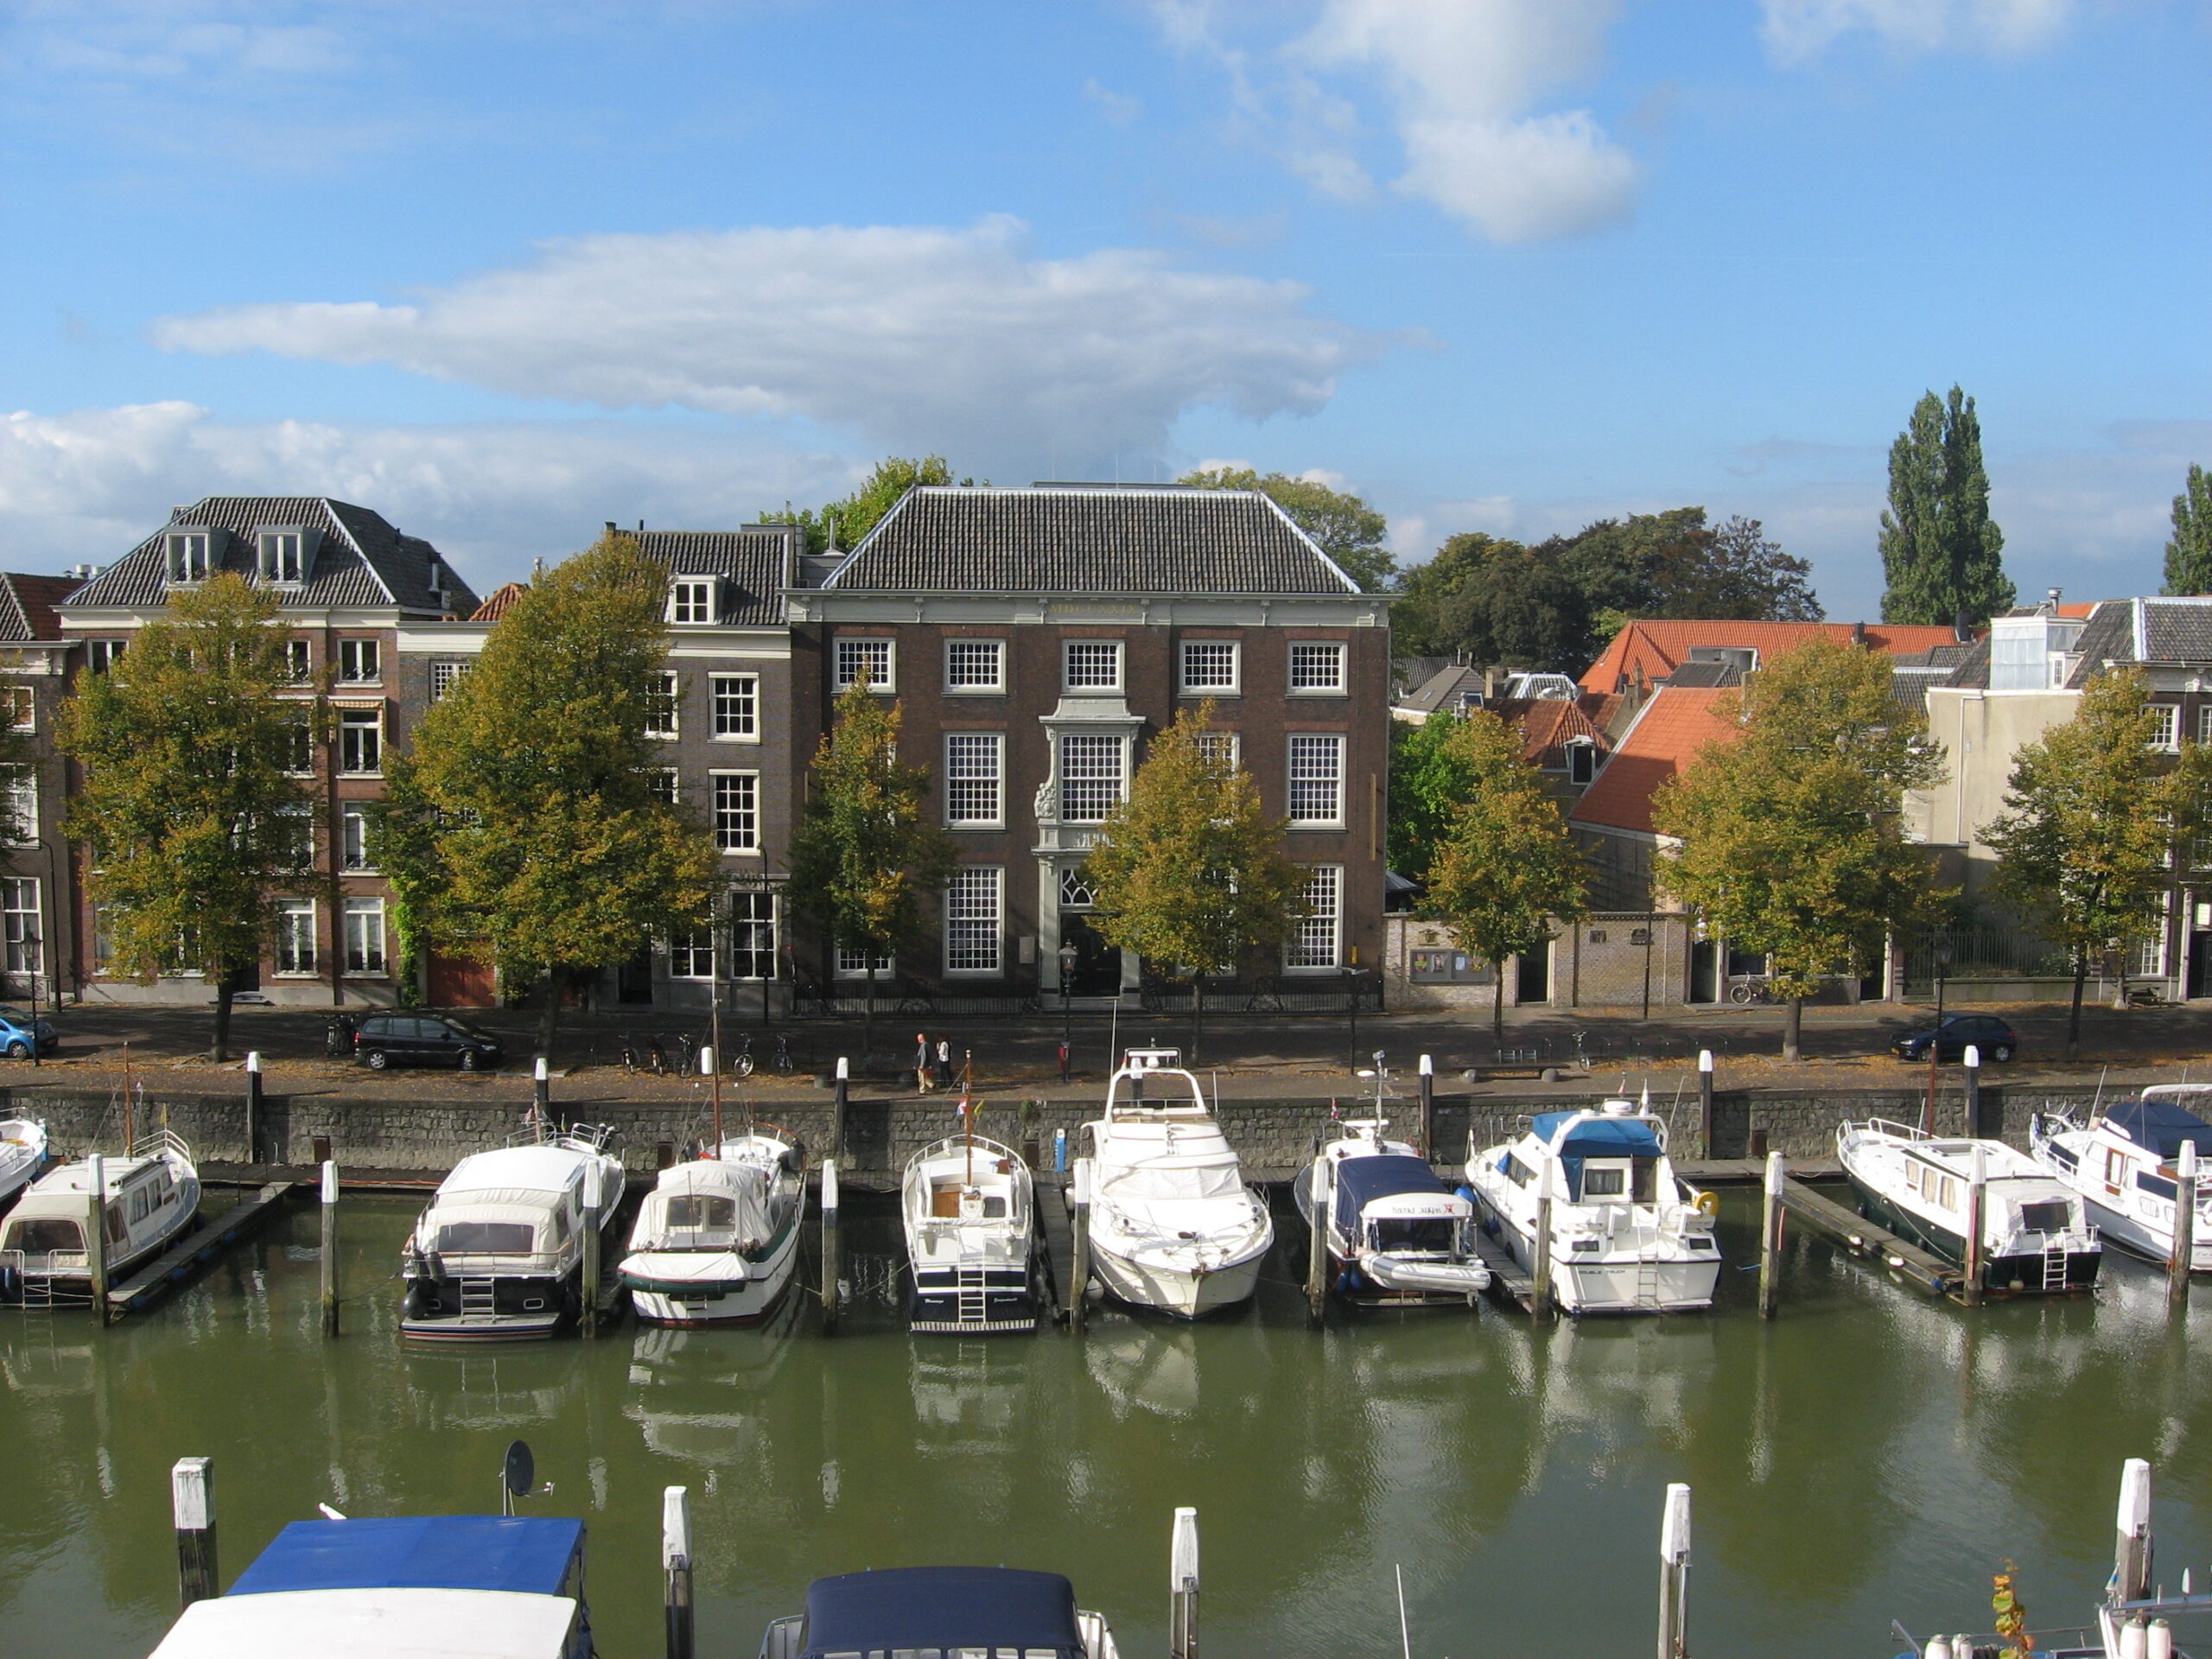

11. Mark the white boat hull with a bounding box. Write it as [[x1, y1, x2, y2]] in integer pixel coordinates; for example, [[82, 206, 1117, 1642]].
[[1471, 1203, 1719, 1314], [1089, 1238, 1266, 1319], [625, 1225, 801, 1326]]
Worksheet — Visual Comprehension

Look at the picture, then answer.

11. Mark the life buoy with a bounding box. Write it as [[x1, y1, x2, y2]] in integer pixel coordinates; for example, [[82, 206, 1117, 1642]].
[[1694, 1190, 1720, 1217]]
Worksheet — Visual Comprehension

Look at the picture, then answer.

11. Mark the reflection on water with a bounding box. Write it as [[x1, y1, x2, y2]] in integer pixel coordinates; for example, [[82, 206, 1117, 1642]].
[[5, 1190, 2212, 1658]]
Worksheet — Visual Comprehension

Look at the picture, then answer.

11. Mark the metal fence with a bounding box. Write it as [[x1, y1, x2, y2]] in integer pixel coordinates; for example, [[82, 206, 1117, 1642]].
[[1137, 975, 1385, 1016], [1900, 925, 2075, 997]]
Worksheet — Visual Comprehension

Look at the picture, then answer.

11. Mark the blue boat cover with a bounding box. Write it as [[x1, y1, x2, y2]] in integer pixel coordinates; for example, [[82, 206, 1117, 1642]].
[[1534, 1111, 1662, 1202], [803, 1567, 1083, 1656], [228, 1517, 584, 1599], [1333, 1154, 1448, 1234], [2107, 1098, 2212, 1160]]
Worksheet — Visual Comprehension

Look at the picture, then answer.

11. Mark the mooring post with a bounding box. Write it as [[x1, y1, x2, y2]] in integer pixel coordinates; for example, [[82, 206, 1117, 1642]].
[[1069, 1157, 1091, 1337], [319, 1159, 340, 1338], [1758, 1149, 1784, 1320], [580, 1162, 602, 1338], [172, 1456, 218, 1610], [2171, 1141, 2197, 1314], [1168, 1505, 1199, 1659], [1696, 1050, 1713, 1160], [1962, 1045, 1981, 1138], [663, 1484, 694, 1659], [1417, 1053, 1435, 1158], [244, 1052, 264, 1166], [2115, 1458, 2152, 1605], [1529, 1154, 1555, 1321], [833, 1057, 849, 1163], [533, 1056, 550, 1120], [1962, 1143, 1986, 1308], [820, 1158, 841, 1336], [1656, 1482, 1690, 1659], [1305, 1147, 1330, 1327], [86, 1150, 109, 1325]]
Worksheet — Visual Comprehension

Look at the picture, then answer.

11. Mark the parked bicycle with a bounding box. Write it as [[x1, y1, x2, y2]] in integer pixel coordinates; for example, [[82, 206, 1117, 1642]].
[[1728, 975, 1781, 1006], [729, 1030, 796, 1077]]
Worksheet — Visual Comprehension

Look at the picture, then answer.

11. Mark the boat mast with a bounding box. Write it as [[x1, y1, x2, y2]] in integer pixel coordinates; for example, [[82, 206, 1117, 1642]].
[[962, 1049, 975, 1190], [709, 984, 723, 1154]]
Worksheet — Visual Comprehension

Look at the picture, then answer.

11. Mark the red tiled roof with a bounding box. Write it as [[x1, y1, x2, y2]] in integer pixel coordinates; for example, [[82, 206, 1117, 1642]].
[[1579, 620, 1969, 696], [1501, 697, 1605, 768], [1567, 686, 1737, 836], [2, 574, 76, 642], [471, 582, 530, 622]]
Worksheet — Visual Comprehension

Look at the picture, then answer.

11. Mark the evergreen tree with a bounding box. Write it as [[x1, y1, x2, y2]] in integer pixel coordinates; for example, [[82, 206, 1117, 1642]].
[[2163, 463, 2212, 595], [763, 455, 961, 554], [1878, 385, 2014, 626], [60, 573, 321, 1061], [1179, 466, 1395, 592]]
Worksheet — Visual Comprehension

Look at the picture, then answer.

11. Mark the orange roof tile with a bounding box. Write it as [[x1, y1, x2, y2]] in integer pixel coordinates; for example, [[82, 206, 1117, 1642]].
[[470, 582, 530, 622], [1579, 620, 1968, 696], [1567, 686, 1738, 836], [1502, 697, 1605, 768]]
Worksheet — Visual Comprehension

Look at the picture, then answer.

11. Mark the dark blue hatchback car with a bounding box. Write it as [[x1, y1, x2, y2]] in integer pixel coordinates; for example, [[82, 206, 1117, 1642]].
[[0, 1007, 57, 1058], [1891, 1012, 2017, 1064]]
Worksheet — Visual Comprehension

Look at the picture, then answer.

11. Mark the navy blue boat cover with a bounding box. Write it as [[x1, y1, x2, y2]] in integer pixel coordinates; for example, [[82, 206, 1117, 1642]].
[[228, 1516, 585, 1598], [1333, 1154, 1448, 1233], [1534, 1111, 1662, 1201], [2107, 1098, 2212, 1160], [803, 1567, 1083, 1656]]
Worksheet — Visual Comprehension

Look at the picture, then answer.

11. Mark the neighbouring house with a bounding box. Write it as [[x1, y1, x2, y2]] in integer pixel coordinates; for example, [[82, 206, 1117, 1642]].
[[1580, 619, 1971, 699], [0, 572, 91, 1007]]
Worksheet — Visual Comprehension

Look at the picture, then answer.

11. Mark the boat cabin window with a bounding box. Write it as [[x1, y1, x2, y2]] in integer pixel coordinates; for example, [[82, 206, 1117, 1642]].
[[4, 1217, 82, 1253], [1370, 1217, 1458, 1251], [129, 1187, 152, 1224], [667, 1195, 737, 1230], [435, 1220, 537, 1254], [550, 1205, 573, 1246], [1499, 1153, 1532, 1187], [1632, 1159, 1657, 1203], [1582, 1163, 1627, 1198], [1905, 1162, 1922, 1194], [2017, 1200, 2071, 1234], [105, 1204, 127, 1244], [2107, 1149, 2131, 1187]]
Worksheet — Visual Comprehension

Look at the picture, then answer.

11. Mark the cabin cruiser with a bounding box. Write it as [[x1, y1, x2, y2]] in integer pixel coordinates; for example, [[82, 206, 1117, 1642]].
[[760, 1567, 1119, 1659], [1839, 1118, 2101, 1294], [1294, 1116, 1491, 1306], [401, 1126, 626, 1341], [1078, 1049, 1274, 1319], [903, 1129, 1044, 1333], [2031, 1086, 2212, 1272], [1463, 1096, 1722, 1314], [0, 1116, 46, 1208], [619, 1129, 806, 1326], [0, 1129, 199, 1306]]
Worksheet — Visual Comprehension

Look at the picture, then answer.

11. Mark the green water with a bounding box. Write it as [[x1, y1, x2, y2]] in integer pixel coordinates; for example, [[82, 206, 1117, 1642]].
[[3, 1190, 2209, 1659]]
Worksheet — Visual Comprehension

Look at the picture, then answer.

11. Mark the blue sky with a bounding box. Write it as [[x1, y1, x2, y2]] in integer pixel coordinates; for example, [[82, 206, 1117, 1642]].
[[2, 1, 2206, 618]]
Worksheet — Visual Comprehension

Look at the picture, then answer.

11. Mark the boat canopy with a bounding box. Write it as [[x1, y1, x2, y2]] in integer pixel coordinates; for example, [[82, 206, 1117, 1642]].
[[149, 1587, 579, 1659], [2107, 1097, 2212, 1161], [1534, 1111, 1663, 1202], [229, 1516, 585, 1598], [442, 1147, 589, 1197], [1096, 1157, 1243, 1203], [648, 1160, 775, 1243], [801, 1567, 1083, 1658], [1332, 1154, 1449, 1232]]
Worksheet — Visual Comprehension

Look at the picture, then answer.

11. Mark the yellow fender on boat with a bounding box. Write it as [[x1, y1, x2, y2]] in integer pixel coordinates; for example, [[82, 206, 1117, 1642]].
[[1694, 1190, 1720, 1217]]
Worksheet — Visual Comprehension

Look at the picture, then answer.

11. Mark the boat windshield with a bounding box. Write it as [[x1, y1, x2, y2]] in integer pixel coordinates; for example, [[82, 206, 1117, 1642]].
[[1371, 1217, 1458, 1251], [3, 1217, 82, 1253], [1098, 1162, 1243, 1203], [664, 1195, 737, 1231], [2017, 1199, 2072, 1234], [435, 1220, 537, 1254]]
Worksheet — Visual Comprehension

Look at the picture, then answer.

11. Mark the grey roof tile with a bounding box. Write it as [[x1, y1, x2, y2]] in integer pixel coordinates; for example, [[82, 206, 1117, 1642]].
[[2063, 601, 2138, 688], [620, 529, 795, 627]]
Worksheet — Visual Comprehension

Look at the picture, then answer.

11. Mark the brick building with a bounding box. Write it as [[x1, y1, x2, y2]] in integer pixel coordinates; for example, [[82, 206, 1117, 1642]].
[[0, 573, 90, 1006]]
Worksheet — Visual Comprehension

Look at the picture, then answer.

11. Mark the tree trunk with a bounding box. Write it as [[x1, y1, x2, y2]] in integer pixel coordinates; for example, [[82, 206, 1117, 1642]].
[[1783, 995, 1802, 1064], [1190, 977, 1204, 1067], [210, 973, 234, 1064], [1492, 957, 1506, 1046], [537, 965, 561, 1060], [2068, 950, 2088, 1060]]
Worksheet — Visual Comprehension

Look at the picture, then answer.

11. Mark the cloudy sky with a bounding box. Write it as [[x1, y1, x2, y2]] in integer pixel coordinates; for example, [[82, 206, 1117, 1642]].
[[2, 1, 2206, 615]]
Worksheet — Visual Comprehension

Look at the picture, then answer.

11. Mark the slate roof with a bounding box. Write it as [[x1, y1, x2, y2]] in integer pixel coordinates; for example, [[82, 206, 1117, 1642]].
[[617, 528, 795, 627], [1394, 664, 1484, 718], [1580, 620, 1969, 696], [1568, 687, 1738, 836], [65, 498, 476, 616], [1663, 659, 1742, 689], [822, 486, 1361, 595], [0, 575, 76, 642]]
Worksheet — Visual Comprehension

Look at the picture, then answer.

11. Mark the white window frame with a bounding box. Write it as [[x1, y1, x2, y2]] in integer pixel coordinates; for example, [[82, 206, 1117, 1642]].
[[429, 659, 467, 702], [730, 890, 778, 980], [666, 931, 715, 980], [835, 943, 894, 979], [651, 767, 680, 806], [645, 671, 680, 739], [1195, 731, 1241, 769], [338, 639, 381, 684], [1287, 734, 1344, 826], [1064, 640, 1123, 692], [709, 673, 759, 741], [340, 805, 374, 872], [668, 578, 718, 626], [166, 532, 212, 583], [944, 733, 1004, 828], [1179, 640, 1240, 696], [343, 897, 387, 976], [712, 772, 760, 854], [338, 709, 383, 776], [944, 639, 1006, 695], [1059, 732, 1127, 824], [2, 877, 40, 978], [260, 531, 304, 583], [275, 899, 317, 976], [283, 640, 313, 684], [1288, 641, 1347, 696], [2152, 703, 2181, 752], [86, 639, 127, 675], [1566, 738, 1598, 787], [944, 866, 1004, 976], [835, 637, 894, 692], [1286, 865, 1344, 971], [0, 686, 31, 734], [279, 712, 315, 776], [2199, 704, 2212, 747]]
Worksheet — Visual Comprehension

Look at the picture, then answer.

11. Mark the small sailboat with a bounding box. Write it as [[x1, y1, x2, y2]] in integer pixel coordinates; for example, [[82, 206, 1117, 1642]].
[[0, 1116, 47, 1208], [1462, 1094, 1721, 1314], [903, 1079, 1044, 1333], [620, 1128, 807, 1326], [1840, 1118, 2101, 1294], [2030, 1084, 2212, 1272], [0, 1128, 199, 1306], [759, 1567, 1121, 1659], [1079, 1048, 1274, 1319], [1294, 1113, 1490, 1306]]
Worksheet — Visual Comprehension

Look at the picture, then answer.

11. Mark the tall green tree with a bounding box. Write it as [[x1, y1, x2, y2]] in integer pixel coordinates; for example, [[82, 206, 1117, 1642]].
[[1982, 670, 2211, 1056], [764, 455, 963, 554], [60, 573, 320, 1061], [1179, 466, 1395, 591], [2163, 463, 2212, 595], [1084, 703, 1310, 1059], [1878, 385, 2013, 626], [785, 676, 957, 1064], [1388, 714, 1490, 883], [1653, 637, 1948, 1060], [374, 533, 721, 1052], [1415, 712, 1589, 1040]]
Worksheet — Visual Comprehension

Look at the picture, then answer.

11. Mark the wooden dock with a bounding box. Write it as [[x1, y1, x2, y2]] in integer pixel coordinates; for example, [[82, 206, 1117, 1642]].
[[1469, 1228, 1536, 1313], [1678, 1159, 1842, 1185], [1774, 1175, 1960, 1299], [1035, 1174, 1075, 1324], [108, 1181, 300, 1314]]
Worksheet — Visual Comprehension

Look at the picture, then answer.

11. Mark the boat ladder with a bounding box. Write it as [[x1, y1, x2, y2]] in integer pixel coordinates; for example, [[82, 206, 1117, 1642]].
[[2042, 1243, 2069, 1292], [1635, 1257, 1662, 1308], [458, 1277, 497, 1319], [955, 1263, 988, 1327]]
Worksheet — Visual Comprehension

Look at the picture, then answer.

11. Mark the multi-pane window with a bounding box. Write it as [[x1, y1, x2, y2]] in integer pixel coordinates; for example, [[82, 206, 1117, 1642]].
[[86, 639, 127, 675], [166, 532, 212, 582], [1, 687, 32, 733], [1180, 641, 1239, 693], [1289, 642, 1346, 693], [1195, 731, 1241, 769], [713, 773, 759, 851], [429, 660, 467, 702], [276, 900, 317, 976], [669, 579, 717, 625], [945, 639, 1005, 692], [343, 897, 386, 974], [710, 674, 758, 739], [278, 712, 315, 773], [836, 943, 894, 978], [945, 734, 1003, 825], [2151, 704, 2181, 751], [1287, 866, 1343, 969], [260, 531, 304, 582], [944, 866, 1003, 974], [836, 638, 893, 690], [0, 773, 36, 845], [339, 709, 382, 775], [283, 640, 312, 683], [338, 639, 380, 683], [1060, 734, 1125, 823], [667, 932, 715, 979], [2, 879, 39, 977], [650, 768, 679, 806], [1064, 641, 1122, 690], [276, 804, 313, 867], [1287, 734, 1344, 823], [2200, 704, 2212, 747], [730, 890, 778, 980], [645, 671, 679, 738], [340, 806, 372, 871]]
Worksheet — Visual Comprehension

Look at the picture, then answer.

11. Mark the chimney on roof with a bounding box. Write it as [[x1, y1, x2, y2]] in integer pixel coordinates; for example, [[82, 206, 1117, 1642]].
[[1483, 666, 1501, 702], [1852, 620, 1866, 646], [2046, 587, 2063, 615], [605, 521, 618, 537], [1954, 609, 1974, 644]]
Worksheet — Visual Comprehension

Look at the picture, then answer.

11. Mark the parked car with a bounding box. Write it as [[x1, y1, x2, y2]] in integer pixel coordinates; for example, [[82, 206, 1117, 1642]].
[[353, 1013, 505, 1071], [1891, 1012, 2017, 1064], [0, 1007, 56, 1059]]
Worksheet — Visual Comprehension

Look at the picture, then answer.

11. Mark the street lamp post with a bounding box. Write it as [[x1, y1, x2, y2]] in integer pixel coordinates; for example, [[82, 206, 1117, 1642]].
[[1058, 941, 1077, 1083]]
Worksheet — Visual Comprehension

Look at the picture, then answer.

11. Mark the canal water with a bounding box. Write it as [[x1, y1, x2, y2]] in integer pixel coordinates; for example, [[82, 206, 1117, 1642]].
[[3, 1188, 2210, 1659]]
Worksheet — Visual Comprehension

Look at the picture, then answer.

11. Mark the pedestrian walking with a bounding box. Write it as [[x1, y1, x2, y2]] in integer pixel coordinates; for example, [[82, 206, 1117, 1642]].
[[935, 1038, 952, 1090], [914, 1032, 933, 1093]]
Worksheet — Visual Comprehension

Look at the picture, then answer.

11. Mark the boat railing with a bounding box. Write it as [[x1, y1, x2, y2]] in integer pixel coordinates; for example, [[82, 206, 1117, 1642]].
[[128, 1127, 193, 1164], [2, 1246, 88, 1277], [1857, 1116, 1934, 1143], [759, 1614, 804, 1659], [906, 1133, 1026, 1172]]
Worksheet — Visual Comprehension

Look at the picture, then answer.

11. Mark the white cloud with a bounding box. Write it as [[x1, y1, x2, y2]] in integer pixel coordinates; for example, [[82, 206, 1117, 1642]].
[[154, 217, 1387, 474], [1082, 78, 1143, 126], [1759, 0, 2075, 63]]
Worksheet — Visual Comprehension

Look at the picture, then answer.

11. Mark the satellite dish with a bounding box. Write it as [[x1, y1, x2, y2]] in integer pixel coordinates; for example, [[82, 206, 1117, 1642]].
[[504, 1440, 535, 1499]]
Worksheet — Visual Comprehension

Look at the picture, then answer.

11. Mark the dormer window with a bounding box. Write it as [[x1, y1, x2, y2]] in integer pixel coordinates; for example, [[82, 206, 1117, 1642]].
[[166, 532, 213, 583], [669, 579, 717, 625], [256, 527, 317, 584]]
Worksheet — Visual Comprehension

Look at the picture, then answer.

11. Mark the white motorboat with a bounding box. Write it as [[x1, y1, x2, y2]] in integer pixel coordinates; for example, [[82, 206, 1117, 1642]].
[[1839, 1118, 2101, 1294], [400, 1125, 626, 1341], [1293, 1116, 1491, 1306], [0, 1116, 47, 1208], [1078, 1048, 1274, 1319], [2031, 1085, 2212, 1272], [903, 1128, 1044, 1333], [620, 1128, 806, 1326], [1463, 1096, 1721, 1314], [0, 1128, 199, 1306]]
